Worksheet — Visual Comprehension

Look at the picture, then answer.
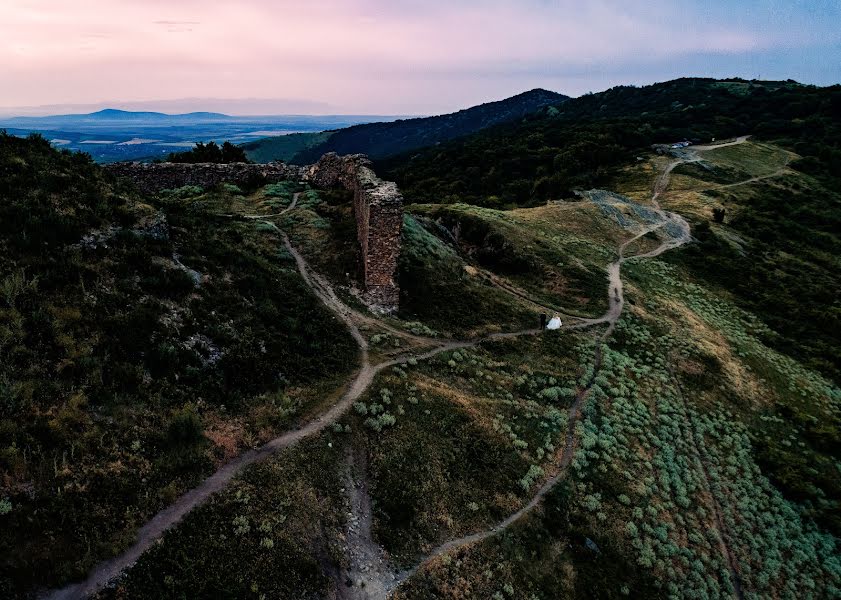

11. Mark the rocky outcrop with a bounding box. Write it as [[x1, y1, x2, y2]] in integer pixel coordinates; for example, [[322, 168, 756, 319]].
[[305, 153, 403, 312], [104, 161, 304, 194]]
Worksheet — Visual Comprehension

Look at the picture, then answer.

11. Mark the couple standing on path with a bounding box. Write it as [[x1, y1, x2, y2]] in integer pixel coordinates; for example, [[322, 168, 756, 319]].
[[540, 312, 562, 330]]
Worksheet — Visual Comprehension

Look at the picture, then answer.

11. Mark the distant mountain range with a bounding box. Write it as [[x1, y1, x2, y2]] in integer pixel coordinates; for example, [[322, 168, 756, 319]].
[[243, 88, 568, 163], [0, 109, 401, 127], [0, 96, 338, 117], [65, 109, 230, 121], [0, 110, 406, 163]]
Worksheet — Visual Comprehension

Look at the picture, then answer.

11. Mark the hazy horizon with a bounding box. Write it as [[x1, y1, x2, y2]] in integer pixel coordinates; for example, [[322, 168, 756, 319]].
[[2, 0, 840, 116], [0, 97, 416, 118]]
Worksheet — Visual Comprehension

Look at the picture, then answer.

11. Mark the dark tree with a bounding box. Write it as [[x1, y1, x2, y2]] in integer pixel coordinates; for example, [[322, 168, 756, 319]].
[[712, 207, 726, 223], [221, 141, 248, 163], [168, 141, 249, 164]]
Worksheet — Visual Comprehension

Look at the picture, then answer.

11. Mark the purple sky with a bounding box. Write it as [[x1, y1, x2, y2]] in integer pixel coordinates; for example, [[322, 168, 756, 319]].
[[2, 0, 840, 115]]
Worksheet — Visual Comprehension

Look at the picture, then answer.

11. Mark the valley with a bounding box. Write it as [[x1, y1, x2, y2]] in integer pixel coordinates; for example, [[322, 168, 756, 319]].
[[0, 113, 396, 163]]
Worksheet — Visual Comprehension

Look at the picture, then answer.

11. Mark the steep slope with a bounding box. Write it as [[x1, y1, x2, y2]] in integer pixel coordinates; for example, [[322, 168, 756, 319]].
[[0, 133, 358, 596], [243, 88, 567, 163], [240, 131, 334, 163]]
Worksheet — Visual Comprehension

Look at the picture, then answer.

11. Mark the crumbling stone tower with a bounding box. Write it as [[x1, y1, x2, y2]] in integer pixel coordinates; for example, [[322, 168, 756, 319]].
[[105, 152, 404, 313]]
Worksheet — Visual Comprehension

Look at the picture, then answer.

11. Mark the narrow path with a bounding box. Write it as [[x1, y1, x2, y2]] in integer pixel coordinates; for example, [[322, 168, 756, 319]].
[[668, 366, 744, 600], [46, 138, 744, 599], [393, 343, 604, 588], [707, 165, 789, 191], [45, 223, 541, 600], [389, 140, 704, 597], [692, 433, 745, 600], [470, 264, 593, 324], [691, 135, 750, 151], [242, 190, 301, 219], [651, 136, 750, 205]]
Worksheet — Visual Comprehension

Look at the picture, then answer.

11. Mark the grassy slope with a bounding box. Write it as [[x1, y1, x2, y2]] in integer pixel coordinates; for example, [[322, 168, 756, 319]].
[[390, 139, 841, 598], [0, 135, 358, 596], [612, 141, 841, 536], [407, 202, 621, 319], [59, 141, 841, 599], [637, 141, 841, 382], [397, 215, 536, 335], [362, 333, 586, 563], [94, 433, 349, 599], [397, 239, 840, 600]]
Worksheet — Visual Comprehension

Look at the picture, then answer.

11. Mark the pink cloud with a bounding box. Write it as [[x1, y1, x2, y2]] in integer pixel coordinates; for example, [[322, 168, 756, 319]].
[[0, 0, 824, 114]]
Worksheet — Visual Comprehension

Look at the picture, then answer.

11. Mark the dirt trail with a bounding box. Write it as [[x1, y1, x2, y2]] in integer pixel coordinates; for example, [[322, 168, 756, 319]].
[[667, 367, 744, 600], [45, 137, 742, 599], [46, 225, 540, 600], [708, 165, 789, 191], [45, 293, 374, 600], [471, 264, 593, 324], [693, 437, 745, 600], [691, 135, 750, 151], [652, 136, 750, 206], [242, 190, 301, 219], [338, 447, 397, 600], [394, 343, 603, 587], [388, 138, 713, 598], [392, 223, 690, 593]]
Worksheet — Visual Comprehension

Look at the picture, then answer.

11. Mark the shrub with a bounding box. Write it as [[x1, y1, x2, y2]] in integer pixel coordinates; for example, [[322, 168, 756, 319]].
[[167, 405, 205, 447]]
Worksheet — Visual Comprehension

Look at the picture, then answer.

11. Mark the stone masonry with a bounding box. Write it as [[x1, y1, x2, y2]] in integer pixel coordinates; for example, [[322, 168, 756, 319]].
[[304, 153, 403, 312], [105, 155, 403, 312], [104, 161, 304, 194]]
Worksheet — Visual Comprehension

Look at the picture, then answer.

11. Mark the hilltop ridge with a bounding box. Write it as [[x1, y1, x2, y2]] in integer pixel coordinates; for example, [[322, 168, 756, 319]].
[[243, 88, 567, 163]]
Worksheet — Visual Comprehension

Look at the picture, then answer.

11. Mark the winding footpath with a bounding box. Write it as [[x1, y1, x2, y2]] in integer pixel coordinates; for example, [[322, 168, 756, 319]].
[[386, 137, 755, 597], [46, 196, 536, 600], [46, 138, 747, 599]]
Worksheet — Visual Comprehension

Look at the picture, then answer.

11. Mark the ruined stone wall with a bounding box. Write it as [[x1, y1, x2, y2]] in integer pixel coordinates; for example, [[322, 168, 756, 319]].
[[305, 153, 403, 312], [104, 161, 304, 194], [106, 154, 403, 313]]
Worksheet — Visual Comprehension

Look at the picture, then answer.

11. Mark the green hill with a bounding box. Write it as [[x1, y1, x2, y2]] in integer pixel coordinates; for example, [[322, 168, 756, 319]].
[[0, 133, 357, 594], [242, 88, 567, 163], [239, 130, 334, 163], [382, 78, 841, 377], [382, 78, 841, 207]]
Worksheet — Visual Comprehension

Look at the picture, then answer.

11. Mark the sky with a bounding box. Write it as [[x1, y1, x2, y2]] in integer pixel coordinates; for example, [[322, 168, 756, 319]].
[[1, 0, 840, 116]]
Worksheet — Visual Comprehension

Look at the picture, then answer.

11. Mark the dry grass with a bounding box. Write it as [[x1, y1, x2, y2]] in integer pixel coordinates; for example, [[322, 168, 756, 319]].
[[660, 297, 769, 406]]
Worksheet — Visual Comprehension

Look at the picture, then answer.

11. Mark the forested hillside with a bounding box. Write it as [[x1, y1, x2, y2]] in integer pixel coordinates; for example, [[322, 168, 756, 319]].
[[243, 88, 567, 163], [382, 78, 841, 207], [383, 78, 841, 384]]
